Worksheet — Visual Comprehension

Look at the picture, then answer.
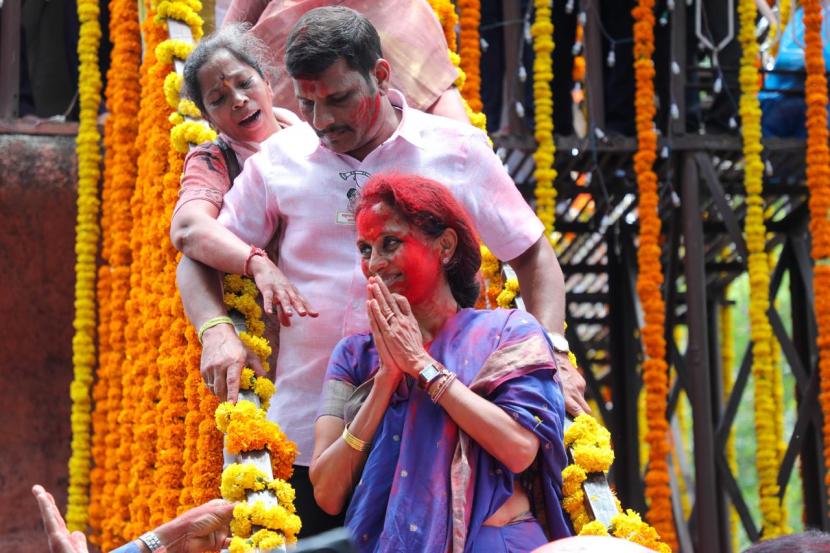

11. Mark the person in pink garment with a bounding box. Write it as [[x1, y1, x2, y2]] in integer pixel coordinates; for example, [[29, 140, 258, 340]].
[[220, 0, 469, 121], [173, 6, 588, 537]]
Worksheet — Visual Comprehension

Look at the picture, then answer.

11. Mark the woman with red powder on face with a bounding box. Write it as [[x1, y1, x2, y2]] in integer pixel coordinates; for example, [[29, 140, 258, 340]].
[[310, 173, 571, 552]]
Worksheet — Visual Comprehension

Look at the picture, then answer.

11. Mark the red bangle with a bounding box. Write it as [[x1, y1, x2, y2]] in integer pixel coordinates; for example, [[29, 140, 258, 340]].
[[243, 245, 267, 277]]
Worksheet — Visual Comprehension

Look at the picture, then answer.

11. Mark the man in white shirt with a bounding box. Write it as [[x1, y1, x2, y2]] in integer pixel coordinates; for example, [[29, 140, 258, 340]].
[[175, 6, 587, 536]]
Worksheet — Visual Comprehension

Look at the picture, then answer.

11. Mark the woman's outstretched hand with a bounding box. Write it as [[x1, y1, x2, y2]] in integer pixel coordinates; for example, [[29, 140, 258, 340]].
[[366, 276, 431, 378], [248, 254, 319, 326]]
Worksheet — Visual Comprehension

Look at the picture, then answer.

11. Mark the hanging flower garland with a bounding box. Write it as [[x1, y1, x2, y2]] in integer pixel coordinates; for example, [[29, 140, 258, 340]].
[[631, 0, 676, 547], [560, 415, 671, 552], [66, 0, 103, 531], [737, 0, 785, 538], [768, 0, 792, 60], [803, 10, 830, 502], [458, 0, 482, 112], [427, 0, 487, 131], [144, 0, 211, 525], [532, 0, 557, 242], [121, 1, 176, 535], [92, 0, 142, 544], [478, 245, 504, 309], [218, 275, 300, 552]]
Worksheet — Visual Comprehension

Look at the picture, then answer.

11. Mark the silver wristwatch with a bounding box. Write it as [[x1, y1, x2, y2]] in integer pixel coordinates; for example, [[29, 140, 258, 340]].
[[418, 363, 443, 390], [547, 331, 570, 354], [138, 532, 167, 553]]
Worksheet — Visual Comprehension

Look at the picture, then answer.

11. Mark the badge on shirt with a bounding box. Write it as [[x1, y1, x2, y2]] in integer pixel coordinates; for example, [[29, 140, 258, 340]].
[[335, 169, 372, 225]]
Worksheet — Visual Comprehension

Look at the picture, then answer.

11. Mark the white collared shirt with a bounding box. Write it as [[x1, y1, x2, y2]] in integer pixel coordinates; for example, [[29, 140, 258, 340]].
[[218, 90, 544, 464]]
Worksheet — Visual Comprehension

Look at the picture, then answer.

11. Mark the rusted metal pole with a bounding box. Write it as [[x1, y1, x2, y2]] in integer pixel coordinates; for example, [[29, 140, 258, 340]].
[[681, 154, 722, 553], [0, 0, 21, 119], [582, 0, 605, 131]]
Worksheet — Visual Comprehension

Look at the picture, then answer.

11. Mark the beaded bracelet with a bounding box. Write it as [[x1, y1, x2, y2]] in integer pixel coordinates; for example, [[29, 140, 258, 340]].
[[429, 372, 457, 404], [243, 244, 268, 277], [197, 315, 234, 343], [342, 425, 371, 453]]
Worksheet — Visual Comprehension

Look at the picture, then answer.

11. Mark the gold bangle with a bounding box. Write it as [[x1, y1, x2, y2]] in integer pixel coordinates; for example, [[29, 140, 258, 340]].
[[342, 425, 371, 453], [197, 315, 234, 343]]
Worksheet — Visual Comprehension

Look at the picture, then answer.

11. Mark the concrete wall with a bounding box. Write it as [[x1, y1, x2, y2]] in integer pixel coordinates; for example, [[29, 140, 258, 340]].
[[0, 134, 77, 553]]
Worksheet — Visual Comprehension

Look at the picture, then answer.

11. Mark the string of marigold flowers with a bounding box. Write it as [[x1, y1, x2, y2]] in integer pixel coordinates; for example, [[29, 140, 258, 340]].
[[561, 415, 671, 552], [737, 0, 786, 538], [768, 246, 789, 535], [219, 276, 300, 551], [427, 0, 487, 131], [532, 0, 557, 242], [91, 0, 141, 544], [123, 4, 172, 536], [66, 0, 103, 532], [110, 6, 163, 543], [631, 0, 676, 547], [147, 0, 207, 524], [458, 0, 482, 112], [800, 0, 830, 532], [88, 110, 115, 540]]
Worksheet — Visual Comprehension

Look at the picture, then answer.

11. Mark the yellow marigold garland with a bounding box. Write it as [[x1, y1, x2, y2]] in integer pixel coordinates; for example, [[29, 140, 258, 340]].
[[479, 245, 503, 309], [737, 0, 786, 538], [67, 0, 103, 531], [560, 415, 671, 552], [532, 0, 557, 241], [631, 0, 676, 546], [219, 275, 300, 548], [154, 0, 204, 39], [155, 39, 194, 65], [802, 0, 830, 521]]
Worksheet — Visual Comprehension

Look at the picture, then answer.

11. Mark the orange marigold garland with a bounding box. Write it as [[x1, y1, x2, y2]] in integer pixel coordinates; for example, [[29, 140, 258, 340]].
[[67, 0, 103, 531], [148, 0, 207, 523], [801, 0, 830, 519], [92, 0, 142, 544], [428, 0, 487, 131], [122, 3, 171, 537], [631, 0, 676, 547], [458, 0, 482, 112]]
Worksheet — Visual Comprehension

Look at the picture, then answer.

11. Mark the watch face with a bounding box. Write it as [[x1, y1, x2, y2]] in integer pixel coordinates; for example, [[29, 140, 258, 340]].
[[549, 332, 569, 352], [419, 364, 441, 384]]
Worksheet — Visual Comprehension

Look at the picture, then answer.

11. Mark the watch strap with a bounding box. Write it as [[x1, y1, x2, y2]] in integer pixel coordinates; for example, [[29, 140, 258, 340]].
[[138, 531, 167, 553]]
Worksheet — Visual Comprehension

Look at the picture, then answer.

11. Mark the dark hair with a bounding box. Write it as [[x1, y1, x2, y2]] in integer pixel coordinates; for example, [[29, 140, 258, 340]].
[[285, 7, 382, 81], [183, 23, 273, 115], [355, 173, 482, 308], [743, 530, 830, 552]]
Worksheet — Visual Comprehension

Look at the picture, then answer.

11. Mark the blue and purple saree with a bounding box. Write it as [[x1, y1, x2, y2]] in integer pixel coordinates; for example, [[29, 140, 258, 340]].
[[321, 308, 572, 552]]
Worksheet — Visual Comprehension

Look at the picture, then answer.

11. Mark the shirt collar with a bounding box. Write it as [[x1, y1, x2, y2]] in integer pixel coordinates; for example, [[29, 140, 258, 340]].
[[385, 89, 425, 149]]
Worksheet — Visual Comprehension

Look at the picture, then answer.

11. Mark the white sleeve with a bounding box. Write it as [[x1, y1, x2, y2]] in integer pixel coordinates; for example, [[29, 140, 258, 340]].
[[456, 133, 545, 261], [217, 153, 280, 248]]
